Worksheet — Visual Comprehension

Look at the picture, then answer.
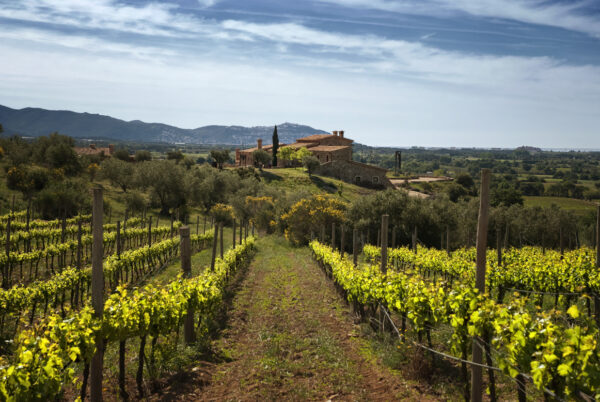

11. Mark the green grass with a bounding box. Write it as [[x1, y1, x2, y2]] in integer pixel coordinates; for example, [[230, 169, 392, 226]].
[[260, 168, 375, 202], [523, 196, 598, 215]]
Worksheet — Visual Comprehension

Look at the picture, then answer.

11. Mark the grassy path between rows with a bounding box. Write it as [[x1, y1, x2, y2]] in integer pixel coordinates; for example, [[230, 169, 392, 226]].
[[150, 235, 434, 401]]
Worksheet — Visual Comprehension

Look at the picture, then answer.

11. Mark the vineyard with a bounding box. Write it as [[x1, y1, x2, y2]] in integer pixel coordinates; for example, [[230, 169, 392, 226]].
[[0, 191, 257, 401], [0, 172, 599, 401]]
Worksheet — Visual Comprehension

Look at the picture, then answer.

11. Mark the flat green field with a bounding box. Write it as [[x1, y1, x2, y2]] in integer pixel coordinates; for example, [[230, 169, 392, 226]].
[[523, 196, 598, 214]]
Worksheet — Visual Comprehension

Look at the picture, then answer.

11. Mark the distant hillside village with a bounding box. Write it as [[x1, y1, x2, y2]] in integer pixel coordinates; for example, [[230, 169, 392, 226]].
[[236, 130, 391, 188]]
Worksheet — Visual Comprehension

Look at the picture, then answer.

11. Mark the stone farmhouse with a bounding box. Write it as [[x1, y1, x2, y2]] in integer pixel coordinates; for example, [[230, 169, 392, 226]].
[[74, 143, 115, 157], [235, 130, 391, 188]]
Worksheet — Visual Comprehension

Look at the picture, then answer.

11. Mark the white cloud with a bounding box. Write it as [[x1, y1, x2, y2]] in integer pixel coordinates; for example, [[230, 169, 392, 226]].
[[318, 0, 600, 38], [0, 1, 599, 147], [220, 20, 600, 102], [0, 0, 214, 37]]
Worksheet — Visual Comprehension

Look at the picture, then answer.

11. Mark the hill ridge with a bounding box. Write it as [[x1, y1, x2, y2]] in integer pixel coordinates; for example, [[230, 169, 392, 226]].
[[0, 104, 328, 145]]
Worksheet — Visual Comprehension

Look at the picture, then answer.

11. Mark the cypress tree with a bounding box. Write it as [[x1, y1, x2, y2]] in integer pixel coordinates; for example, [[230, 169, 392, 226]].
[[272, 125, 279, 167]]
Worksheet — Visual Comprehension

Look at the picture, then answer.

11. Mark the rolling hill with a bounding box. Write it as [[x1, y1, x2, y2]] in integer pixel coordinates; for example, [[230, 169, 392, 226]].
[[0, 104, 328, 145]]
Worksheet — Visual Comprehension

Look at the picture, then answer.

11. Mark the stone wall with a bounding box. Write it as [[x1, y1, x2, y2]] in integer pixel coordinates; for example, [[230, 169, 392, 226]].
[[315, 160, 392, 188]]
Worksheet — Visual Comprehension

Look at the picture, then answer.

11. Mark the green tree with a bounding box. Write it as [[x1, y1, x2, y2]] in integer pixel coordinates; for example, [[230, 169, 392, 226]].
[[135, 150, 152, 162], [210, 149, 230, 170], [272, 125, 279, 166], [252, 149, 271, 170], [278, 146, 295, 167], [302, 155, 320, 176], [100, 157, 134, 192], [167, 150, 184, 162], [113, 148, 131, 161], [136, 160, 188, 215], [292, 147, 311, 162]]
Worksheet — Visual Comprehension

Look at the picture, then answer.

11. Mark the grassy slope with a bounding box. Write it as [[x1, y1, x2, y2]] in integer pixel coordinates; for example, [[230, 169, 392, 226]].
[[260, 168, 375, 203]]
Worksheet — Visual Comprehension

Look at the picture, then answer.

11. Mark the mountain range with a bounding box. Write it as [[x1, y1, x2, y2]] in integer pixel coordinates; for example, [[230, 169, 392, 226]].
[[0, 105, 329, 145]]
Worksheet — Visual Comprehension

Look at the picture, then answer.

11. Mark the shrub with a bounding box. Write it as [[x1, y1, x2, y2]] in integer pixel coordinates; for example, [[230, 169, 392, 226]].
[[281, 195, 346, 245]]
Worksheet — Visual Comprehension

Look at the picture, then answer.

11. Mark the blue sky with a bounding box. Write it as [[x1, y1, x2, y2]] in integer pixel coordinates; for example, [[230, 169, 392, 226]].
[[0, 0, 599, 147]]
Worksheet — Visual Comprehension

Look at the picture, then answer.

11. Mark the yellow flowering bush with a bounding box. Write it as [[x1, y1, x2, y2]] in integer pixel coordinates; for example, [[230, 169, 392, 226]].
[[245, 196, 276, 232], [209, 203, 234, 224], [281, 194, 346, 245]]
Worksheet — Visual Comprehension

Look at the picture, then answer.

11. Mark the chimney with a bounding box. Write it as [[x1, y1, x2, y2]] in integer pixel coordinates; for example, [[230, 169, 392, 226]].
[[108, 144, 114, 154], [332, 130, 338, 136], [257, 139, 263, 150], [90, 144, 96, 150], [339, 130, 344, 138]]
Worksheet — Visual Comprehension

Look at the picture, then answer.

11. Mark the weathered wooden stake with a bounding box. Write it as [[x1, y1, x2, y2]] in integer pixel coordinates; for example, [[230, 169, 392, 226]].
[[232, 219, 236, 248], [331, 222, 336, 249], [560, 226, 564, 255], [196, 215, 200, 235], [148, 219, 152, 246], [381, 215, 389, 274], [170, 214, 174, 238], [496, 227, 502, 266], [340, 225, 345, 257], [180, 226, 195, 344], [210, 224, 218, 271], [446, 226, 450, 255], [471, 168, 491, 402], [353, 228, 359, 266], [392, 225, 396, 249], [4, 215, 10, 288], [219, 223, 224, 259], [412, 226, 417, 253], [595, 205, 600, 326], [240, 220, 243, 245], [90, 188, 104, 402], [116, 221, 121, 258], [203, 216, 207, 233], [77, 219, 83, 270]]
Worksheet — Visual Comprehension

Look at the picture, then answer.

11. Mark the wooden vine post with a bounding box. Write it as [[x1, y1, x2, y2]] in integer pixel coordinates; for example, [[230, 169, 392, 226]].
[[219, 222, 224, 259], [90, 188, 104, 402], [239, 219, 243, 245], [180, 226, 195, 344], [148, 218, 152, 246], [496, 227, 502, 266], [232, 219, 236, 248], [331, 222, 336, 249], [446, 226, 450, 255], [340, 225, 345, 257], [170, 214, 174, 238], [471, 169, 490, 402], [4, 215, 10, 289], [412, 226, 417, 253], [116, 221, 121, 258], [118, 217, 127, 401], [77, 219, 83, 270], [196, 215, 200, 235], [210, 223, 218, 271], [353, 228, 359, 266], [380, 215, 388, 274], [595, 205, 600, 325]]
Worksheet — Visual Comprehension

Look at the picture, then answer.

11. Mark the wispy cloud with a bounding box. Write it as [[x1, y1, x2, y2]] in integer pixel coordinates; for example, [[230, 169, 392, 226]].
[[318, 0, 600, 38], [0, 0, 212, 37]]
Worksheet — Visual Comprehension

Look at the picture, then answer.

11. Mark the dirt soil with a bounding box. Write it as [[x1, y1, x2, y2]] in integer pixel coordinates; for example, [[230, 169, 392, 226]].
[[149, 236, 435, 401]]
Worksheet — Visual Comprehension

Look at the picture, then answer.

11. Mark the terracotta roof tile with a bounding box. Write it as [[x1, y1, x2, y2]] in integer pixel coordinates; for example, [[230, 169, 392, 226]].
[[307, 145, 350, 152]]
